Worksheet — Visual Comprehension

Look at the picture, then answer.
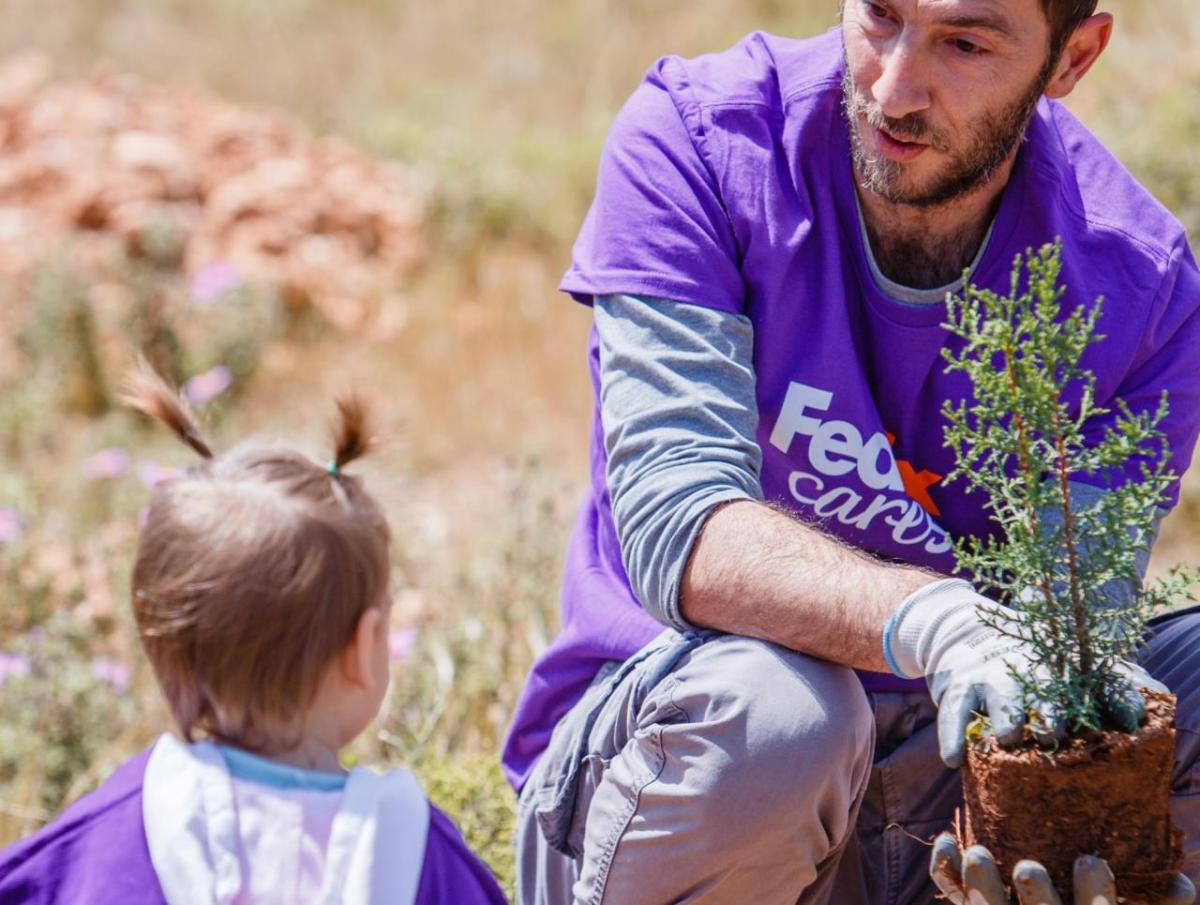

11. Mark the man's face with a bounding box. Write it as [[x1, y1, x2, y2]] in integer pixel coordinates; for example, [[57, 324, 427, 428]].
[[841, 0, 1058, 207]]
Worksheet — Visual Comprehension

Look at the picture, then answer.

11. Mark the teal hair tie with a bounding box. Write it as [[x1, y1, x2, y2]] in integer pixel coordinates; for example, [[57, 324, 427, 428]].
[[326, 460, 339, 476]]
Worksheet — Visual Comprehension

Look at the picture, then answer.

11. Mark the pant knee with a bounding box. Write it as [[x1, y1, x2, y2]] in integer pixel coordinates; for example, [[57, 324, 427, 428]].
[[579, 637, 875, 900], [664, 636, 875, 818]]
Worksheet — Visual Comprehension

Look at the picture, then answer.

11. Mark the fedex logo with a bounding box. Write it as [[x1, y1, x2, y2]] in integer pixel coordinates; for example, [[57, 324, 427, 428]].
[[768, 382, 951, 555]]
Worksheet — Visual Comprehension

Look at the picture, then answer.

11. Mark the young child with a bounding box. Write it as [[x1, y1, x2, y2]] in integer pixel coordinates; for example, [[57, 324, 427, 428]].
[[0, 365, 508, 904]]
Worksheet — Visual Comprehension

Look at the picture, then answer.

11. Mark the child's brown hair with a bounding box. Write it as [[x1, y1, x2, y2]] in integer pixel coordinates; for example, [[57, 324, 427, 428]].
[[123, 361, 391, 751]]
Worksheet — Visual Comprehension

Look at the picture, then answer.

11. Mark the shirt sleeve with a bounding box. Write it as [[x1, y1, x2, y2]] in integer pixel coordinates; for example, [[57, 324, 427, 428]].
[[595, 293, 762, 631], [414, 806, 508, 905], [560, 59, 745, 314], [1079, 237, 1200, 509]]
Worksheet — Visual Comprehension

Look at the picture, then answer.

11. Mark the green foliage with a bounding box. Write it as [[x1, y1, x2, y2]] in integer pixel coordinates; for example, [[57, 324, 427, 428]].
[[18, 263, 111, 417], [0, 614, 138, 837], [122, 256, 282, 394], [941, 241, 1194, 735], [5, 253, 281, 450], [414, 754, 517, 899]]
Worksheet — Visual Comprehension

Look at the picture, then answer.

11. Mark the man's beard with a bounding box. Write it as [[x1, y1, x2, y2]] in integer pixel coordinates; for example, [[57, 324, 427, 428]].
[[842, 53, 1055, 208]]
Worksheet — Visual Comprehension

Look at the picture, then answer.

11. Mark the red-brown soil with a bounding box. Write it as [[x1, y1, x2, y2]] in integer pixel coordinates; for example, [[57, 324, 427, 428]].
[[963, 690, 1182, 903]]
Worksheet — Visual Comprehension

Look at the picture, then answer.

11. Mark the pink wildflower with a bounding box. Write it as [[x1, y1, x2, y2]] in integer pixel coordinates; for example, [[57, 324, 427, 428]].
[[84, 447, 130, 480], [91, 658, 131, 695], [388, 626, 418, 661], [137, 461, 180, 488], [0, 507, 22, 544], [184, 366, 232, 406], [189, 261, 241, 303], [0, 652, 31, 686]]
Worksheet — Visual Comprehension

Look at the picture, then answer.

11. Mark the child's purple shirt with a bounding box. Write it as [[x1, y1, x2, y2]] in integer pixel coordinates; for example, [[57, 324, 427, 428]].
[[502, 27, 1200, 789], [0, 749, 508, 904], [0, 750, 162, 905]]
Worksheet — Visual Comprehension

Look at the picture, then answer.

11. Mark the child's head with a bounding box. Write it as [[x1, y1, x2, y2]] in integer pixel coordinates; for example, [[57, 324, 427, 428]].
[[124, 362, 393, 755]]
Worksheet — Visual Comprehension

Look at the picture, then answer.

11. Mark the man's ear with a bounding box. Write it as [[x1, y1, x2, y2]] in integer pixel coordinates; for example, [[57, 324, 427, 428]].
[[340, 607, 383, 690], [1044, 13, 1114, 100]]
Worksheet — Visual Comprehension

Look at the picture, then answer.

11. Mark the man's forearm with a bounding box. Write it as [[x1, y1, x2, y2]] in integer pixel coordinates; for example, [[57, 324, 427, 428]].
[[680, 499, 940, 672]]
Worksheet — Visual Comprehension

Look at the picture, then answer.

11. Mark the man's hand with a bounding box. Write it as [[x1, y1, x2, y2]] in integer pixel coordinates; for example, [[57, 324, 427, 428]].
[[930, 833, 1196, 904], [884, 579, 1164, 767]]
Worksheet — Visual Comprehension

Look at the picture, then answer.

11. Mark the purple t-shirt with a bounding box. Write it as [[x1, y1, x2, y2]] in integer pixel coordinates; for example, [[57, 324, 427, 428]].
[[502, 28, 1200, 789], [0, 748, 508, 904]]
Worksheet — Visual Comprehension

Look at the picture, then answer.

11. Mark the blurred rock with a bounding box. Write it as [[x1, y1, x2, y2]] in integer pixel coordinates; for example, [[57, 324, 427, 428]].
[[0, 51, 52, 112], [0, 52, 427, 333]]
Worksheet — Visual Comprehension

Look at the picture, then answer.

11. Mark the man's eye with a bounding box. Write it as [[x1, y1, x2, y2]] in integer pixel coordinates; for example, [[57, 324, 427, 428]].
[[866, 2, 890, 17], [952, 38, 986, 55]]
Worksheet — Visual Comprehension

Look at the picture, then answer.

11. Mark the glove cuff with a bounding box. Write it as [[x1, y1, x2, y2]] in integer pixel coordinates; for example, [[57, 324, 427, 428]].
[[883, 578, 978, 679]]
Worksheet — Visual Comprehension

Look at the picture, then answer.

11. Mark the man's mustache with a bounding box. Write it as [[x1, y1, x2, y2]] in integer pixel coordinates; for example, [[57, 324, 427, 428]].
[[846, 90, 951, 153]]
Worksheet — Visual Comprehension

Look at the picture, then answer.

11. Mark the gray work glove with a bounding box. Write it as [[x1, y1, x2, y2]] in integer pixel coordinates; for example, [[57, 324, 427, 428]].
[[884, 579, 1166, 768], [930, 832, 1196, 904]]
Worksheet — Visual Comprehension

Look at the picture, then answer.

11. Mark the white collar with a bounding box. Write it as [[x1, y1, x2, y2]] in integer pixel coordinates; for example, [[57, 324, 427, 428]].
[[142, 733, 430, 905]]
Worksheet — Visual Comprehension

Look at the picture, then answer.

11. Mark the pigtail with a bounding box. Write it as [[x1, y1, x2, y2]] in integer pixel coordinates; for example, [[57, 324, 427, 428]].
[[122, 357, 214, 459], [330, 392, 376, 472]]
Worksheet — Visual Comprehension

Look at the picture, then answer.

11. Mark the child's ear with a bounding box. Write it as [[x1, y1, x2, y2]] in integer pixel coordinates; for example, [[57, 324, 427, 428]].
[[340, 607, 384, 690]]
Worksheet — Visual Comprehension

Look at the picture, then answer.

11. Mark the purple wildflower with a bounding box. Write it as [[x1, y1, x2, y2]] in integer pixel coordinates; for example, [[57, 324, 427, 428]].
[[189, 261, 242, 303], [388, 626, 418, 662], [0, 652, 31, 686], [137, 461, 180, 488], [91, 658, 131, 695], [84, 447, 130, 480], [184, 366, 232, 406], [0, 507, 22, 544]]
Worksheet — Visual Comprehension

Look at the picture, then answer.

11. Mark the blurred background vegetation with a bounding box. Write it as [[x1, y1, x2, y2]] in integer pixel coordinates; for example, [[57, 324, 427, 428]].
[[0, 0, 1198, 895]]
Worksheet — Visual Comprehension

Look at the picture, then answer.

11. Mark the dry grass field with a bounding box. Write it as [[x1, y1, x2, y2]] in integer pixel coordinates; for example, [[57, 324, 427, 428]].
[[0, 0, 1197, 893]]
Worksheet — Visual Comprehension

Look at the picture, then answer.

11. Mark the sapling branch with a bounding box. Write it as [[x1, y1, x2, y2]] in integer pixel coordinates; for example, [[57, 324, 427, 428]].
[[940, 240, 1194, 738]]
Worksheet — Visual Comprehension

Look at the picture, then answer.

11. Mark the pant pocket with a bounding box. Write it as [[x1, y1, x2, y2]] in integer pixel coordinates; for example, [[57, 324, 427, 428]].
[[531, 630, 708, 858], [576, 719, 674, 905], [530, 663, 623, 857]]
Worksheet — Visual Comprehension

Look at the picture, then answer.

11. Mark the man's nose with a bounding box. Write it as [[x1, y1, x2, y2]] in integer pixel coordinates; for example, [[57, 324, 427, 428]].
[[872, 36, 932, 121]]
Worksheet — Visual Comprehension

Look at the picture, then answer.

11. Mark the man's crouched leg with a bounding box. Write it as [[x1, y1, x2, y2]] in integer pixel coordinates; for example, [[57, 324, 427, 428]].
[[515, 631, 876, 905]]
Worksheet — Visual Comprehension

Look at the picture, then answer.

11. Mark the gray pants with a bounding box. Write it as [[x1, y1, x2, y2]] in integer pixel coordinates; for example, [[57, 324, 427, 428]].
[[515, 610, 1200, 905]]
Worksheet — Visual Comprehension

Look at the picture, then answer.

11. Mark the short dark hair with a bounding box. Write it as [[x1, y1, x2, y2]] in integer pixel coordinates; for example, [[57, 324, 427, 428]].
[[1042, 0, 1099, 59]]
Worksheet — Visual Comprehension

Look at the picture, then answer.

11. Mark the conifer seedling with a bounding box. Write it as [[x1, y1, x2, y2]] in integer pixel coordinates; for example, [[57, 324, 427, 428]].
[[939, 239, 1194, 900], [941, 240, 1193, 737]]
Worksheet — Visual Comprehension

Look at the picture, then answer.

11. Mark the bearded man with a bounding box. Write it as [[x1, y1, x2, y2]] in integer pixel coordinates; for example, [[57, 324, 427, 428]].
[[505, 2, 1200, 902]]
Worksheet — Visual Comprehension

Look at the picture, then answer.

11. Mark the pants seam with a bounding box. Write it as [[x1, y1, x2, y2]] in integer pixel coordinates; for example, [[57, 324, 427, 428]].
[[879, 735, 903, 905], [585, 674, 685, 904], [586, 724, 667, 905]]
